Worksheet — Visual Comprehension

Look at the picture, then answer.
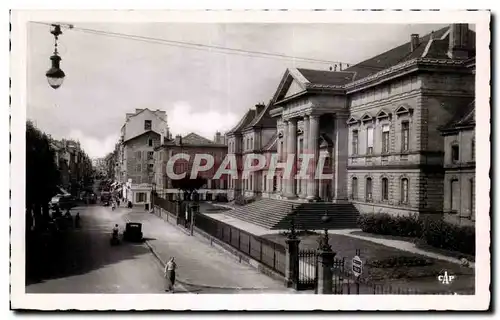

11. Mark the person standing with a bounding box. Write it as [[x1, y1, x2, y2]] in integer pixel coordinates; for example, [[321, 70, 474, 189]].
[[164, 257, 177, 293]]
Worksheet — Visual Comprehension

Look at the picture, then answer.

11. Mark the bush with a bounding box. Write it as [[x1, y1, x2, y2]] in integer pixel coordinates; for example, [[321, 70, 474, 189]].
[[357, 213, 423, 237], [357, 213, 475, 255], [421, 218, 475, 255]]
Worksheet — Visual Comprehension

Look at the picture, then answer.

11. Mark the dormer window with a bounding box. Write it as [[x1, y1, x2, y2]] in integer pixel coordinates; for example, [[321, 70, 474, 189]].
[[144, 120, 152, 131]]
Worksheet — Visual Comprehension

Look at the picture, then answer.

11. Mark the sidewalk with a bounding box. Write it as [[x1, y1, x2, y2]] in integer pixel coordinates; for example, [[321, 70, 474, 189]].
[[206, 211, 474, 268], [123, 209, 290, 292]]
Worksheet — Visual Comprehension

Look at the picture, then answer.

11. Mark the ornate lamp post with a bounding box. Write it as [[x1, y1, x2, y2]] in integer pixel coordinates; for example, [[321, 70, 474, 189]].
[[46, 24, 65, 89], [318, 211, 332, 251]]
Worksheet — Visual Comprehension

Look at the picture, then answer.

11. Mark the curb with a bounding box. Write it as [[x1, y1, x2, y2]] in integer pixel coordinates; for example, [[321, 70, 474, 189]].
[[124, 214, 276, 292]]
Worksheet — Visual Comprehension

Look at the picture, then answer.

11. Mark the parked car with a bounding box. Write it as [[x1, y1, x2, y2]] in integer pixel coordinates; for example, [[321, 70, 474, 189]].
[[123, 222, 143, 242]]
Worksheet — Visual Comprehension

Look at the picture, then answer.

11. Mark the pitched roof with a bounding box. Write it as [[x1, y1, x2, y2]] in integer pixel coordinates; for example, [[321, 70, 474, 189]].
[[344, 26, 476, 81], [123, 130, 160, 143], [441, 100, 475, 132], [181, 132, 216, 145], [226, 109, 256, 135], [244, 103, 276, 130], [296, 68, 356, 86]]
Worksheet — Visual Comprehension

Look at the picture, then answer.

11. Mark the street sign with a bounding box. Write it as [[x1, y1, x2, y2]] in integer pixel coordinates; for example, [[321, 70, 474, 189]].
[[352, 255, 363, 277]]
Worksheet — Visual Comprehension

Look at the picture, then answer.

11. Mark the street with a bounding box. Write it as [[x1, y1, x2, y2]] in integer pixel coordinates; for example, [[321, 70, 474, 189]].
[[26, 205, 174, 293], [26, 203, 288, 294]]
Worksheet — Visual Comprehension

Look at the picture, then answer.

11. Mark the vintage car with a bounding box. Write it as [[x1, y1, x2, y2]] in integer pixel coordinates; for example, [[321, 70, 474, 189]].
[[123, 222, 143, 242]]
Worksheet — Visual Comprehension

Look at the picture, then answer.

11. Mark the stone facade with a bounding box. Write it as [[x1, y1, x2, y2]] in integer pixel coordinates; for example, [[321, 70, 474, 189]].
[[117, 108, 169, 206], [226, 24, 476, 223]]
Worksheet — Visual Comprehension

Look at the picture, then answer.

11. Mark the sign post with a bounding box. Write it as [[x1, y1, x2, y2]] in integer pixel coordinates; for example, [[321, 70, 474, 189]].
[[352, 255, 363, 294]]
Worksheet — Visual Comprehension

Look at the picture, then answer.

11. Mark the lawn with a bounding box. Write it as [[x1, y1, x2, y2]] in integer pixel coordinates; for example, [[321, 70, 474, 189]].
[[261, 232, 475, 293]]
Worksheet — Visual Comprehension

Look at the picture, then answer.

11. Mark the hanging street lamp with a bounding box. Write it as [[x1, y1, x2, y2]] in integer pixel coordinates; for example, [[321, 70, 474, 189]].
[[46, 24, 65, 89]]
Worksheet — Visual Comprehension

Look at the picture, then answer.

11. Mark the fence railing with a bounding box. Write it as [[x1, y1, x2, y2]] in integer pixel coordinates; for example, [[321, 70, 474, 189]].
[[194, 212, 286, 276]]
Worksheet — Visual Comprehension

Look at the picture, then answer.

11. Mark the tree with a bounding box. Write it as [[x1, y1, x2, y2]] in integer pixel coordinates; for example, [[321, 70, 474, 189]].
[[171, 177, 207, 201], [26, 121, 60, 230]]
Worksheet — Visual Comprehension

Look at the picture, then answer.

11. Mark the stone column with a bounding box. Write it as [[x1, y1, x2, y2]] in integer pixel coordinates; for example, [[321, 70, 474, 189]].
[[300, 116, 309, 199], [286, 118, 298, 199], [307, 115, 320, 201], [333, 114, 349, 202], [316, 250, 336, 294], [285, 238, 301, 289], [280, 120, 289, 197]]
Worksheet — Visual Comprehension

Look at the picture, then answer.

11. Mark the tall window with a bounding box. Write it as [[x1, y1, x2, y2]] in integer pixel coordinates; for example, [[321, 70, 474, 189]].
[[366, 177, 372, 201], [352, 130, 359, 155], [144, 120, 152, 131], [148, 138, 153, 147], [136, 151, 142, 160], [136, 164, 141, 172], [451, 145, 460, 163], [381, 177, 389, 201], [401, 178, 409, 204], [450, 179, 459, 212], [401, 121, 409, 152], [382, 124, 390, 153], [469, 179, 474, 218], [147, 151, 154, 160], [471, 139, 475, 161], [367, 127, 374, 155], [264, 176, 267, 191], [351, 177, 358, 199]]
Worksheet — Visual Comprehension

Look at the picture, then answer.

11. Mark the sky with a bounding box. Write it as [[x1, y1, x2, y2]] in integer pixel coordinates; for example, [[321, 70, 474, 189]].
[[27, 22, 452, 158]]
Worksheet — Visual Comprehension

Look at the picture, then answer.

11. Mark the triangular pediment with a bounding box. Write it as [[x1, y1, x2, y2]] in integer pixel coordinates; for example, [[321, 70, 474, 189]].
[[319, 133, 333, 148], [395, 104, 412, 115], [361, 113, 374, 123], [346, 116, 359, 125], [376, 109, 391, 119], [284, 79, 305, 99], [272, 68, 308, 103]]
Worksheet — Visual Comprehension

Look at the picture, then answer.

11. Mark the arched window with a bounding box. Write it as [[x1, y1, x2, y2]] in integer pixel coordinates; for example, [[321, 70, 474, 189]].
[[401, 178, 409, 204], [381, 177, 389, 201], [351, 177, 358, 200], [366, 177, 372, 201]]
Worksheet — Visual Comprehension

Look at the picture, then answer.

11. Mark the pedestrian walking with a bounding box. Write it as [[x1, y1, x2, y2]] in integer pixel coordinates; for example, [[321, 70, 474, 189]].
[[164, 257, 177, 293]]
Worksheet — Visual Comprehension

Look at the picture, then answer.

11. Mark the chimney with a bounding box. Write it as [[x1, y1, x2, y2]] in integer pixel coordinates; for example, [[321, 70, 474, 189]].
[[448, 24, 470, 60], [214, 131, 222, 144], [175, 135, 182, 145], [255, 103, 265, 114], [410, 34, 420, 52]]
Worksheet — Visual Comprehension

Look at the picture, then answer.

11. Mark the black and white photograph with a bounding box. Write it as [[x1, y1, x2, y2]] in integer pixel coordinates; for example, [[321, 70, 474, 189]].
[[9, 9, 490, 311]]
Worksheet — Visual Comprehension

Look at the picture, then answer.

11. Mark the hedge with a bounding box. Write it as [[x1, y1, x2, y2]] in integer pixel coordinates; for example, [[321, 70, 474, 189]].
[[357, 213, 423, 238], [357, 213, 475, 255]]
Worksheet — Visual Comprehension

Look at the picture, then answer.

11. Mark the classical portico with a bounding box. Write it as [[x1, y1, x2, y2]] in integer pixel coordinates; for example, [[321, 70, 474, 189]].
[[269, 68, 352, 202]]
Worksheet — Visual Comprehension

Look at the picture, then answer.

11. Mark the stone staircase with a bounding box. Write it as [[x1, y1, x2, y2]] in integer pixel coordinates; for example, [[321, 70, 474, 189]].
[[224, 198, 360, 230]]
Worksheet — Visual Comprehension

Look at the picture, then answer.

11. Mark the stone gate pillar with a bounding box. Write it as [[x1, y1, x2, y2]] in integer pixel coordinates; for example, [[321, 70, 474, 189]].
[[317, 250, 336, 294], [285, 238, 300, 289]]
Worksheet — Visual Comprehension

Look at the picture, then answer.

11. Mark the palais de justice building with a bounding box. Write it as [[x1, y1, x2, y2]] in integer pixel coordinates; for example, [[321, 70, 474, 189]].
[[226, 23, 476, 227]]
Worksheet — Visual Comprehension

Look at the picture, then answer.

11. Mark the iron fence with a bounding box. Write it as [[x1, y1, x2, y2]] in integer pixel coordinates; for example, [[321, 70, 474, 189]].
[[194, 212, 286, 276], [298, 249, 317, 290]]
